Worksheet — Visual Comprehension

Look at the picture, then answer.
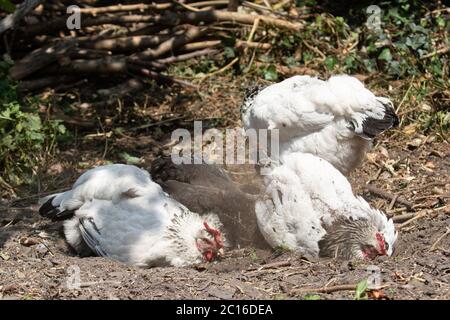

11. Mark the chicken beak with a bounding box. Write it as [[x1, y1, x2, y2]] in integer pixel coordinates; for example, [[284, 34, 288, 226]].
[[217, 248, 225, 258]]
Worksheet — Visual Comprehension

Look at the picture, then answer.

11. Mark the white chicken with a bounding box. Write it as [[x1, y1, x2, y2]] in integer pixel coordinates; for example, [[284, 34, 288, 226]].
[[241, 75, 399, 175], [255, 152, 397, 260], [38, 164, 225, 267]]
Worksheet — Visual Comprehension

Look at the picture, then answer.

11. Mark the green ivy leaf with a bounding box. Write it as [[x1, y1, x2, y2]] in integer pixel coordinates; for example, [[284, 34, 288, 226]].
[[119, 152, 142, 165], [354, 279, 369, 300], [325, 56, 338, 70], [378, 48, 392, 61], [223, 46, 236, 59], [263, 65, 278, 81], [436, 16, 446, 28]]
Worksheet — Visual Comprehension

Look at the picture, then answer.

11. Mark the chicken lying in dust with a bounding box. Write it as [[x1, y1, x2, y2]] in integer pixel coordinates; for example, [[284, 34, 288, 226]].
[[39, 164, 225, 267]]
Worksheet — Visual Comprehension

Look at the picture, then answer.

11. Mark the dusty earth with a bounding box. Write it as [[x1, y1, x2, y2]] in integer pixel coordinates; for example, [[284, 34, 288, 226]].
[[0, 82, 449, 300]]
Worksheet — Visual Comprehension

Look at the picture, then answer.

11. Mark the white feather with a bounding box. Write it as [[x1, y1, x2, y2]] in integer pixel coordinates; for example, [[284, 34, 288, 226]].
[[44, 164, 224, 267], [255, 152, 398, 259], [242, 74, 395, 175]]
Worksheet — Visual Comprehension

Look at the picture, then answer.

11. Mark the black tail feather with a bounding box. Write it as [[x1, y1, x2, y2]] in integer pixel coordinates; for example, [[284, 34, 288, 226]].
[[39, 196, 74, 221], [357, 104, 399, 139], [240, 84, 265, 115]]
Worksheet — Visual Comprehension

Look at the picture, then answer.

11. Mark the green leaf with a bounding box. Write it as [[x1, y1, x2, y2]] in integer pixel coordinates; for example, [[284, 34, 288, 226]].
[[119, 152, 142, 165], [0, 0, 16, 13], [436, 16, 446, 28], [263, 65, 278, 81], [378, 48, 392, 61], [324, 56, 338, 70], [223, 46, 236, 59], [354, 279, 369, 300]]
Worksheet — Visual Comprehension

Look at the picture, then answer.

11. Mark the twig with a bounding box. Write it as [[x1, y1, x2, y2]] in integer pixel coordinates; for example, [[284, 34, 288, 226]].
[[391, 212, 417, 223], [18, 75, 79, 92], [0, 0, 44, 35], [133, 27, 204, 60], [394, 205, 447, 225], [77, 3, 173, 15], [189, 1, 229, 8], [388, 194, 400, 211], [420, 47, 449, 60], [127, 115, 188, 132], [429, 227, 450, 252], [179, 39, 270, 52], [290, 284, 356, 295], [199, 57, 239, 82], [397, 210, 428, 229], [257, 260, 291, 270], [363, 184, 413, 210], [172, 0, 202, 12], [84, 34, 174, 52], [9, 40, 77, 80], [246, 260, 292, 273], [26, 15, 162, 36], [156, 48, 218, 64]]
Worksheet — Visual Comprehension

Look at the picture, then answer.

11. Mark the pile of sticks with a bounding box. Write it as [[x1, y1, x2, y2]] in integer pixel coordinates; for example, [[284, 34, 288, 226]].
[[1, 0, 303, 96]]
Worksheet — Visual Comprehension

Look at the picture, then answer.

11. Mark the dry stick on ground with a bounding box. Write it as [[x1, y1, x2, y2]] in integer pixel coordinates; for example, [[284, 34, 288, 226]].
[[397, 210, 429, 229], [429, 227, 450, 251], [65, 57, 130, 74], [83, 34, 175, 52], [17, 75, 79, 92], [26, 9, 303, 36], [25, 15, 160, 36], [363, 184, 413, 210], [156, 48, 219, 64], [9, 40, 77, 80], [392, 212, 418, 223], [0, 0, 44, 35], [199, 57, 239, 82], [420, 46, 450, 59], [171, 10, 304, 31], [394, 206, 448, 227], [178, 39, 271, 52], [247, 260, 292, 271], [77, 3, 173, 15], [133, 27, 204, 60], [69, 48, 113, 59], [189, 1, 229, 8], [290, 284, 357, 295]]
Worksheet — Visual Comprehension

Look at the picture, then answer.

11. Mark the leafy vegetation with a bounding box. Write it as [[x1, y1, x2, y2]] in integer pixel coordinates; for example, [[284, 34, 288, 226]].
[[267, 0, 449, 134], [0, 60, 67, 190], [354, 279, 369, 300]]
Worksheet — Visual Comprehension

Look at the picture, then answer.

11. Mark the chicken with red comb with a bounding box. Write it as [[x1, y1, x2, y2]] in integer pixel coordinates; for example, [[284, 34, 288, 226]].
[[38, 164, 227, 267]]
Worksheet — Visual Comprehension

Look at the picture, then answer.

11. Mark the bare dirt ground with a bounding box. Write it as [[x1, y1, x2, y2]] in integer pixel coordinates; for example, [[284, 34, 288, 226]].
[[0, 81, 449, 300]]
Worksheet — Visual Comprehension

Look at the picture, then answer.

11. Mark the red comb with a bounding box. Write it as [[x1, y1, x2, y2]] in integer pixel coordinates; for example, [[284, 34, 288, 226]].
[[203, 221, 223, 248], [203, 221, 219, 236], [376, 233, 386, 255]]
